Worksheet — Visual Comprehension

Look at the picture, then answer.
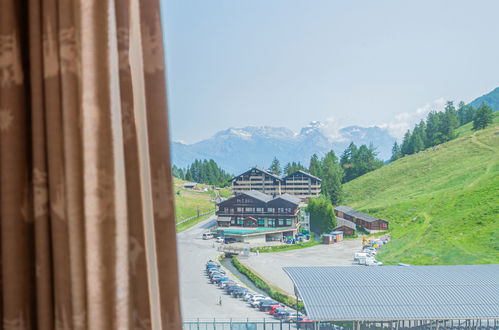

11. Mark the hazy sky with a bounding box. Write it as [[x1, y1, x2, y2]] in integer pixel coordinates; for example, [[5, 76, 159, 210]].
[[161, 0, 499, 143]]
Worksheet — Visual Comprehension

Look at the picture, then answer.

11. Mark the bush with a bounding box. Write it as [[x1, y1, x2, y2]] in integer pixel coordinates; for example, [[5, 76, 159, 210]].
[[231, 256, 304, 312], [249, 233, 319, 253]]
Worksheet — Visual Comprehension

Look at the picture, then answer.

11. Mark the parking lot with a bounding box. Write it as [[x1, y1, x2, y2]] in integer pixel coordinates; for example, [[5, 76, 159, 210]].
[[240, 238, 363, 295], [177, 216, 274, 320]]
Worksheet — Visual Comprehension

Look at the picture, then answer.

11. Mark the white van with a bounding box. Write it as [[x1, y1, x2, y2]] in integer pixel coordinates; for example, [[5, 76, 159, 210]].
[[202, 232, 214, 240]]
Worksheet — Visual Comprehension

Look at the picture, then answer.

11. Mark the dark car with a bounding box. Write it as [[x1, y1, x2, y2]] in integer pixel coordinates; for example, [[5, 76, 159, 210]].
[[258, 300, 278, 311], [231, 287, 248, 298], [225, 284, 241, 294], [224, 237, 237, 244], [214, 277, 229, 284]]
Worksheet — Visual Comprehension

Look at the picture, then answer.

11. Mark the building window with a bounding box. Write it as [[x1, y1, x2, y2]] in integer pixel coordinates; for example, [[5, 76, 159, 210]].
[[237, 219, 243, 225], [256, 207, 263, 213], [236, 207, 244, 212], [257, 219, 265, 226], [278, 219, 284, 226], [267, 208, 275, 213], [245, 207, 254, 212], [268, 220, 275, 227], [286, 219, 292, 226]]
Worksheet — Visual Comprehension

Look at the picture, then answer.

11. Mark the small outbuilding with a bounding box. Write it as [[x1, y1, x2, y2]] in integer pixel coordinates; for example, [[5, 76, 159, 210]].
[[334, 217, 356, 236], [334, 206, 388, 233]]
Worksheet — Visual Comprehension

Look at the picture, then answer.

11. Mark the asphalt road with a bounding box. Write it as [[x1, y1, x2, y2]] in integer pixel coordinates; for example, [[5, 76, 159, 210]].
[[176, 215, 274, 321], [241, 238, 363, 295]]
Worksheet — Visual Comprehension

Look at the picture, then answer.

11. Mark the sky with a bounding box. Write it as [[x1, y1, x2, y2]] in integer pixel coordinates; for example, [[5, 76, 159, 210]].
[[161, 0, 499, 143]]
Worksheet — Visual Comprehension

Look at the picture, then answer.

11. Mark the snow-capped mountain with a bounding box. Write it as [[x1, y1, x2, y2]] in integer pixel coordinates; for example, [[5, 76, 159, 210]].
[[171, 123, 396, 173]]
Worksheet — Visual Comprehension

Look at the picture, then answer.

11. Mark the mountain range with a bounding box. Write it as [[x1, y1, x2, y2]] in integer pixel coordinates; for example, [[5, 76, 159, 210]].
[[171, 87, 499, 174]]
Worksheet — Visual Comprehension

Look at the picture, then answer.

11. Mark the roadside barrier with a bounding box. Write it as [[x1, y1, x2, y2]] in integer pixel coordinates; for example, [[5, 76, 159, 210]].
[[176, 209, 216, 226]]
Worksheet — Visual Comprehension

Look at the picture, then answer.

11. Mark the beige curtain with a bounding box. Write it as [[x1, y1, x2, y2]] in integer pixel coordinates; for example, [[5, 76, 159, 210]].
[[0, 0, 181, 329]]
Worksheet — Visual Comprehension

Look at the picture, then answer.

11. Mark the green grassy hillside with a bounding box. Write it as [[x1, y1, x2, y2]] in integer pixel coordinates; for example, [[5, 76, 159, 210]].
[[344, 114, 499, 265]]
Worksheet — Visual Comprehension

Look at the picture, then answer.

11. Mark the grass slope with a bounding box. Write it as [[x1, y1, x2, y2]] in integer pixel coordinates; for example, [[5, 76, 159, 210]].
[[344, 114, 499, 265]]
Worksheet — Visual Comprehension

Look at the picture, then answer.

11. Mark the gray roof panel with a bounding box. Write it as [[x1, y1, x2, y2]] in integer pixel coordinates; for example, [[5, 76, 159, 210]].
[[335, 217, 356, 230], [283, 265, 499, 321], [272, 193, 301, 206], [334, 206, 382, 223], [242, 190, 273, 203]]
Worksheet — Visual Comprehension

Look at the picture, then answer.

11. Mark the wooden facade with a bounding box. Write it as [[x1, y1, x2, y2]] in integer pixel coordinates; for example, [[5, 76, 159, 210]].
[[216, 190, 300, 228], [230, 167, 282, 195], [281, 170, 321, 198], [230, 167, 321, 199], [334, 206, 388, 233]]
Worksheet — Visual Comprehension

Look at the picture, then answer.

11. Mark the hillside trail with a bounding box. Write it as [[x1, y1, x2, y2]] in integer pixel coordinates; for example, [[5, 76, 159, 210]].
[[470, 133, 495, 152], [467, 134, 498, 188], [388, 212, 431, 259]]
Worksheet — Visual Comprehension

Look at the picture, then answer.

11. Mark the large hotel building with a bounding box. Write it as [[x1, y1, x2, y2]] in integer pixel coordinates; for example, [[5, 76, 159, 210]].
[[229, 167, 321, 199]]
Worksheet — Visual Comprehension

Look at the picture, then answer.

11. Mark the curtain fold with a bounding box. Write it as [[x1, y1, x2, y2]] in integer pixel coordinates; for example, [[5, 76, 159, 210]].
[[0, 0, 181, 329]]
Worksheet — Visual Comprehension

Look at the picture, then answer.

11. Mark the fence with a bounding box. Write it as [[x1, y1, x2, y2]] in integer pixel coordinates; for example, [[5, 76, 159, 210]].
[[177, 209, 216, 226], [182, 318, 499, 330]]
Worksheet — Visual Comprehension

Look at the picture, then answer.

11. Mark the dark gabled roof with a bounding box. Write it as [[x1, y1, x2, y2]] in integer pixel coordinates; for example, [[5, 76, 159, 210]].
[[230, 166, 282, 182], [335, 217, 356, 230], [334, 206, 382, 223], [283, 170, 322, 182], [217, 190, 273, 206], [270, 193, 301, 206], [243, 190, 273, 203], [284, 265, 499, 321]]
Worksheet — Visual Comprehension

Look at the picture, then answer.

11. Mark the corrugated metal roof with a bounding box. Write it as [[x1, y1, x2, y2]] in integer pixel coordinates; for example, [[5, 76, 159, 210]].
[[283, 265, 499, 321], [334, 206, 381, 223], [335, 217, 356, 230]]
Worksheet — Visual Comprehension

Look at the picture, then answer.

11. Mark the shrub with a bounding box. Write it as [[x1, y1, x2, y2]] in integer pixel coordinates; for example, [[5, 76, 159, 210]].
[[231, 256, 304, 312]]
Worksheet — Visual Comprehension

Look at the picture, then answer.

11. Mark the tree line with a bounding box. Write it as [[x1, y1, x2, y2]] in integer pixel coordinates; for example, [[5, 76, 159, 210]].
[[391, 101, 494, 162], [172, 159, 232, 187], [268, 142, 383, 207]]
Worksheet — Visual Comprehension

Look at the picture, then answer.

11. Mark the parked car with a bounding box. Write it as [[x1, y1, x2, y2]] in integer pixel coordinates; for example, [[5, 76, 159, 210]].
[[274, 309, 293, 319], [366, 259, 383, 266], [215, 237, 224, 243], [202, 232, 214, 240], [224, 237, 237, 244], [249, 296, 268, 307], [232, 287, 248, 298], [269, 304, 285, 315], [226, 285, 242, 294], [218, 280, 235, 288], [259, 300, 278, 311]]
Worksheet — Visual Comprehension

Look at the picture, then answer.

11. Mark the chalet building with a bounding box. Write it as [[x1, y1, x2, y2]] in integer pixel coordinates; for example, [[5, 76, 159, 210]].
[[230, 167, 321, 199], [334, 217, 356, 237], [215, 190, 301, 243], [281, 170, 321, 199], [230, 167, 282, 195], [334, 206, 388, 233]]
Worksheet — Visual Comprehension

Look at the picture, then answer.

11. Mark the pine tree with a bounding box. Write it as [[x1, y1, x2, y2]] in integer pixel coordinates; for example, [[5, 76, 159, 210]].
[[457, 101, 468, 126], [340, 142, 358, 182], [390, 142, 402, 162], [401, 130, 412, 155], [425, 111, 442, 147], [472, 103, 494, 130], [440, 101, 459, 142], [268, 157, 282, 175], [321, 151, 344, 205], [309, 154, 322, 177]]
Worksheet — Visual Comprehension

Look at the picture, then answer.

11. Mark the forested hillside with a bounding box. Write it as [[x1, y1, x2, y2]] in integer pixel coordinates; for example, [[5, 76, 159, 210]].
[[344, 113, 499, 265]]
